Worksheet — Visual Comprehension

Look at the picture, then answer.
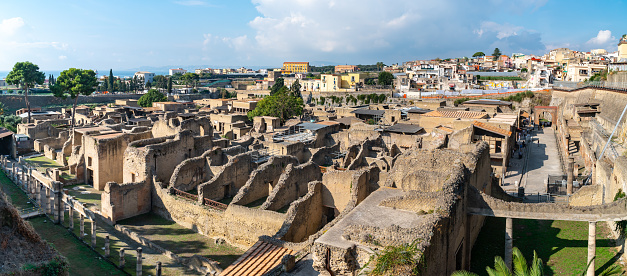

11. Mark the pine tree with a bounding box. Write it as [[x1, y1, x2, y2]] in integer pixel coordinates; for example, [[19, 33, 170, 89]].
[[167, 77, 173, 94]]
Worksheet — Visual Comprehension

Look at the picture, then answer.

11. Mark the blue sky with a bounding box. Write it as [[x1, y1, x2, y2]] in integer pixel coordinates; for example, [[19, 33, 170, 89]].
[[0, 0, 625, 71]]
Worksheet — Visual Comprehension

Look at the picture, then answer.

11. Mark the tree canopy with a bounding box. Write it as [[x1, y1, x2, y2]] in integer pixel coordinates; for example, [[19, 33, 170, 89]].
[[247, 86, 304, 123], [492, 48, 502, 60], [181, 73, 199, 88], [6, 61, 45, 123], [290, 79, 301, 97], [472, 52, 485, 57], [270, 77, 285, 95], [138, 89, 167, 107], [51, 68, 97, 127], [377, 71, 394, 86]]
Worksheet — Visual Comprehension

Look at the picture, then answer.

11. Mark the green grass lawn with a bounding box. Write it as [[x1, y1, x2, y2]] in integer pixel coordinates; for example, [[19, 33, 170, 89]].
[[0, 170, 35, 211], [28, 217, 127, 276], [65, 183, 102, 210], [118, 213, 244, 268], [26, 156, 62, 171], [470, 216, 624, 275]]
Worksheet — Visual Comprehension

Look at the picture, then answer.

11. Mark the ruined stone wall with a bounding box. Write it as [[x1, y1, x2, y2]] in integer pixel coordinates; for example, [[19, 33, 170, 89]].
[[261, 162, 323, 211], [448, 127, 473, 149], [151, 183, 286, 247], [152, 116, 213, 138], [18, 121, 62, 140], [198, 152, 255, 202], [102, 180, 151, 222], [276, 181, 324, 243], [169, 154, 212, 192], [85, 130, 153, 190], [320, 167, 379, 213], [309, 143, 340, 166], [34, 131, 69, 152], [231, 155, 299, 206]]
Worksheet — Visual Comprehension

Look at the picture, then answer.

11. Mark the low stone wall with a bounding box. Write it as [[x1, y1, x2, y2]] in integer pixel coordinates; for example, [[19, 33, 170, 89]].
[[261, 162, 322, 211], [309, 143, 340, 166]]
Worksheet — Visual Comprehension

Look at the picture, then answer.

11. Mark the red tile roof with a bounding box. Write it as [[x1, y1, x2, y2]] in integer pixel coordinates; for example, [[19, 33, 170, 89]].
[[473, 121, 512, 137]]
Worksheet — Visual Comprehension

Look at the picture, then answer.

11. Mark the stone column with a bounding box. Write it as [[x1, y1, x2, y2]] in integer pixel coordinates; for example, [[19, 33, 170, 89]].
[[105, 235, 110, 257], [52, 184, 60, 224], [36, 184, 42, 208], [91, 218, 97, 247], [119, 248, 125, 269], [68, 205, 74, 230], [587, 221, 596, 276], [505, 217, 513, 271], [156, 262, 162, 276], [136, 247, 143, 276], [45, 188, 51, 214], [59, 203, 64, 224], [21, 167, 25, 187], [80, 214, 85, 238], [567, 157, 574, 195], [12, 163, 16, 181]]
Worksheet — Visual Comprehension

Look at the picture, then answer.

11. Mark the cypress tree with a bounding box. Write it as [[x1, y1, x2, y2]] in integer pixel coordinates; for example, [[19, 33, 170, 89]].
[[109, 69, 114, 92]]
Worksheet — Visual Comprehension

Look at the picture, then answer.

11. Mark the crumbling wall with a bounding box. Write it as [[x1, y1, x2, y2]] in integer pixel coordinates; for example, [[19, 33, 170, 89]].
[[309, 143, 340, 166], [261, 162, 322, 211], [152, 116, 213, 138], [169, 154, 212, 192], [275, 181, 324, 243], [102, 180, 151, 222], [198, 151, 255, 202], [231, 155, 299, 206], [321, 166, 379, 213], [150, 182, 287, 247], [34, 130, 69, 152], [17, 121, 62, 140]]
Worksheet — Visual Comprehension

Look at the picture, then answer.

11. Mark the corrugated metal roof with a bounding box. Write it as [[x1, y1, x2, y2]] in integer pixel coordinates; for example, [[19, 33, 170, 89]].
[[220, 241, 294, 276], [351, 109, 385, 116], [473, 121, 512, 137], [462, 99, 513, 106], [298, 122, 327, 131], [423, 110, 489, 119]]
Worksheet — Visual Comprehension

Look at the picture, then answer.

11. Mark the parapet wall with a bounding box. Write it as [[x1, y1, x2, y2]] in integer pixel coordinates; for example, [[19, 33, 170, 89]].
[[198, 151, 255, 202]]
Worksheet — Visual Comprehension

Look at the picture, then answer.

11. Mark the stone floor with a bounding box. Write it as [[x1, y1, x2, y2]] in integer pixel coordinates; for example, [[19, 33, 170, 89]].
[[502, 126, 564, 195]]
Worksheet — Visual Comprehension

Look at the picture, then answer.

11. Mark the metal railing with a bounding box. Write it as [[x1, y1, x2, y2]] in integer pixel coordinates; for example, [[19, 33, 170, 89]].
[[203, 198, 227, 211], [553, 81, 627, 92], [170, 187, 198, 202]]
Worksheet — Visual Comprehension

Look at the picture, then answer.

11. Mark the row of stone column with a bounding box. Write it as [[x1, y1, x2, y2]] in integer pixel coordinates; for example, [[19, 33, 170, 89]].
[[1, 157, 164, 276], [504, 217, 596, 276]]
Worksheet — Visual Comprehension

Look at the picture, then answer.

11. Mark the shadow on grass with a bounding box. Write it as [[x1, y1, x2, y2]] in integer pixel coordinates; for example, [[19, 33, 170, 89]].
[[470, 217, 622, 276]]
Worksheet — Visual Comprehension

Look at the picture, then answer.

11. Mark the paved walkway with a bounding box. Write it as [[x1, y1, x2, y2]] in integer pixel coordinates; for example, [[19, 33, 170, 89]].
[[523, 127, 563, 193], [502, 127, 563, 194]]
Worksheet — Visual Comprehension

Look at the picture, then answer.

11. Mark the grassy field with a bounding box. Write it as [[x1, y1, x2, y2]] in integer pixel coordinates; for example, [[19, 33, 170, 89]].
[[0, 170, 34, 210], [118, 213, 244, 268], [470, 216, 624, 275]]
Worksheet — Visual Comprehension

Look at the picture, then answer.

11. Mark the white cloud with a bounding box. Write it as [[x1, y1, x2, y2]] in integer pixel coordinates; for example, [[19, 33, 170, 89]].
[[0, 17, 25, 36], [475, 22, 524, 39], [587, 30, 615, 45], [199, 0, 548, 65], [58, 55, 67, 60]]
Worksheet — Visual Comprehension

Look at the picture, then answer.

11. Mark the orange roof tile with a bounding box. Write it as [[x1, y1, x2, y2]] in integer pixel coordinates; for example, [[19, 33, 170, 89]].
[[423, 110, 489, 119], [220, 241, 294, 276], [521, 111, 530, 118], [473, 121, 512, 137]]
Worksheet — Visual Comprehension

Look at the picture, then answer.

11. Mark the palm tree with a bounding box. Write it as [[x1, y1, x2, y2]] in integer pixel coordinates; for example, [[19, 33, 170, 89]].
[[376, 62, 385, 71], [452, 247, 543, 276]]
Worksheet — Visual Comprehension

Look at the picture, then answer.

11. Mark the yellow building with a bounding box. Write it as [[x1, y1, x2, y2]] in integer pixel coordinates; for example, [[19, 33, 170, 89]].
[[282, 62, 310, 73], [321, 74, 341, 91], [619, 36, 627, 60], [340, 72, 368, 89]]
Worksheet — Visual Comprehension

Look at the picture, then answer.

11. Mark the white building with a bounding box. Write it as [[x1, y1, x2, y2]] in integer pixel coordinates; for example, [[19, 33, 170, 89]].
[[134, 71, 155, 84], [169, 68, 187, 76]]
